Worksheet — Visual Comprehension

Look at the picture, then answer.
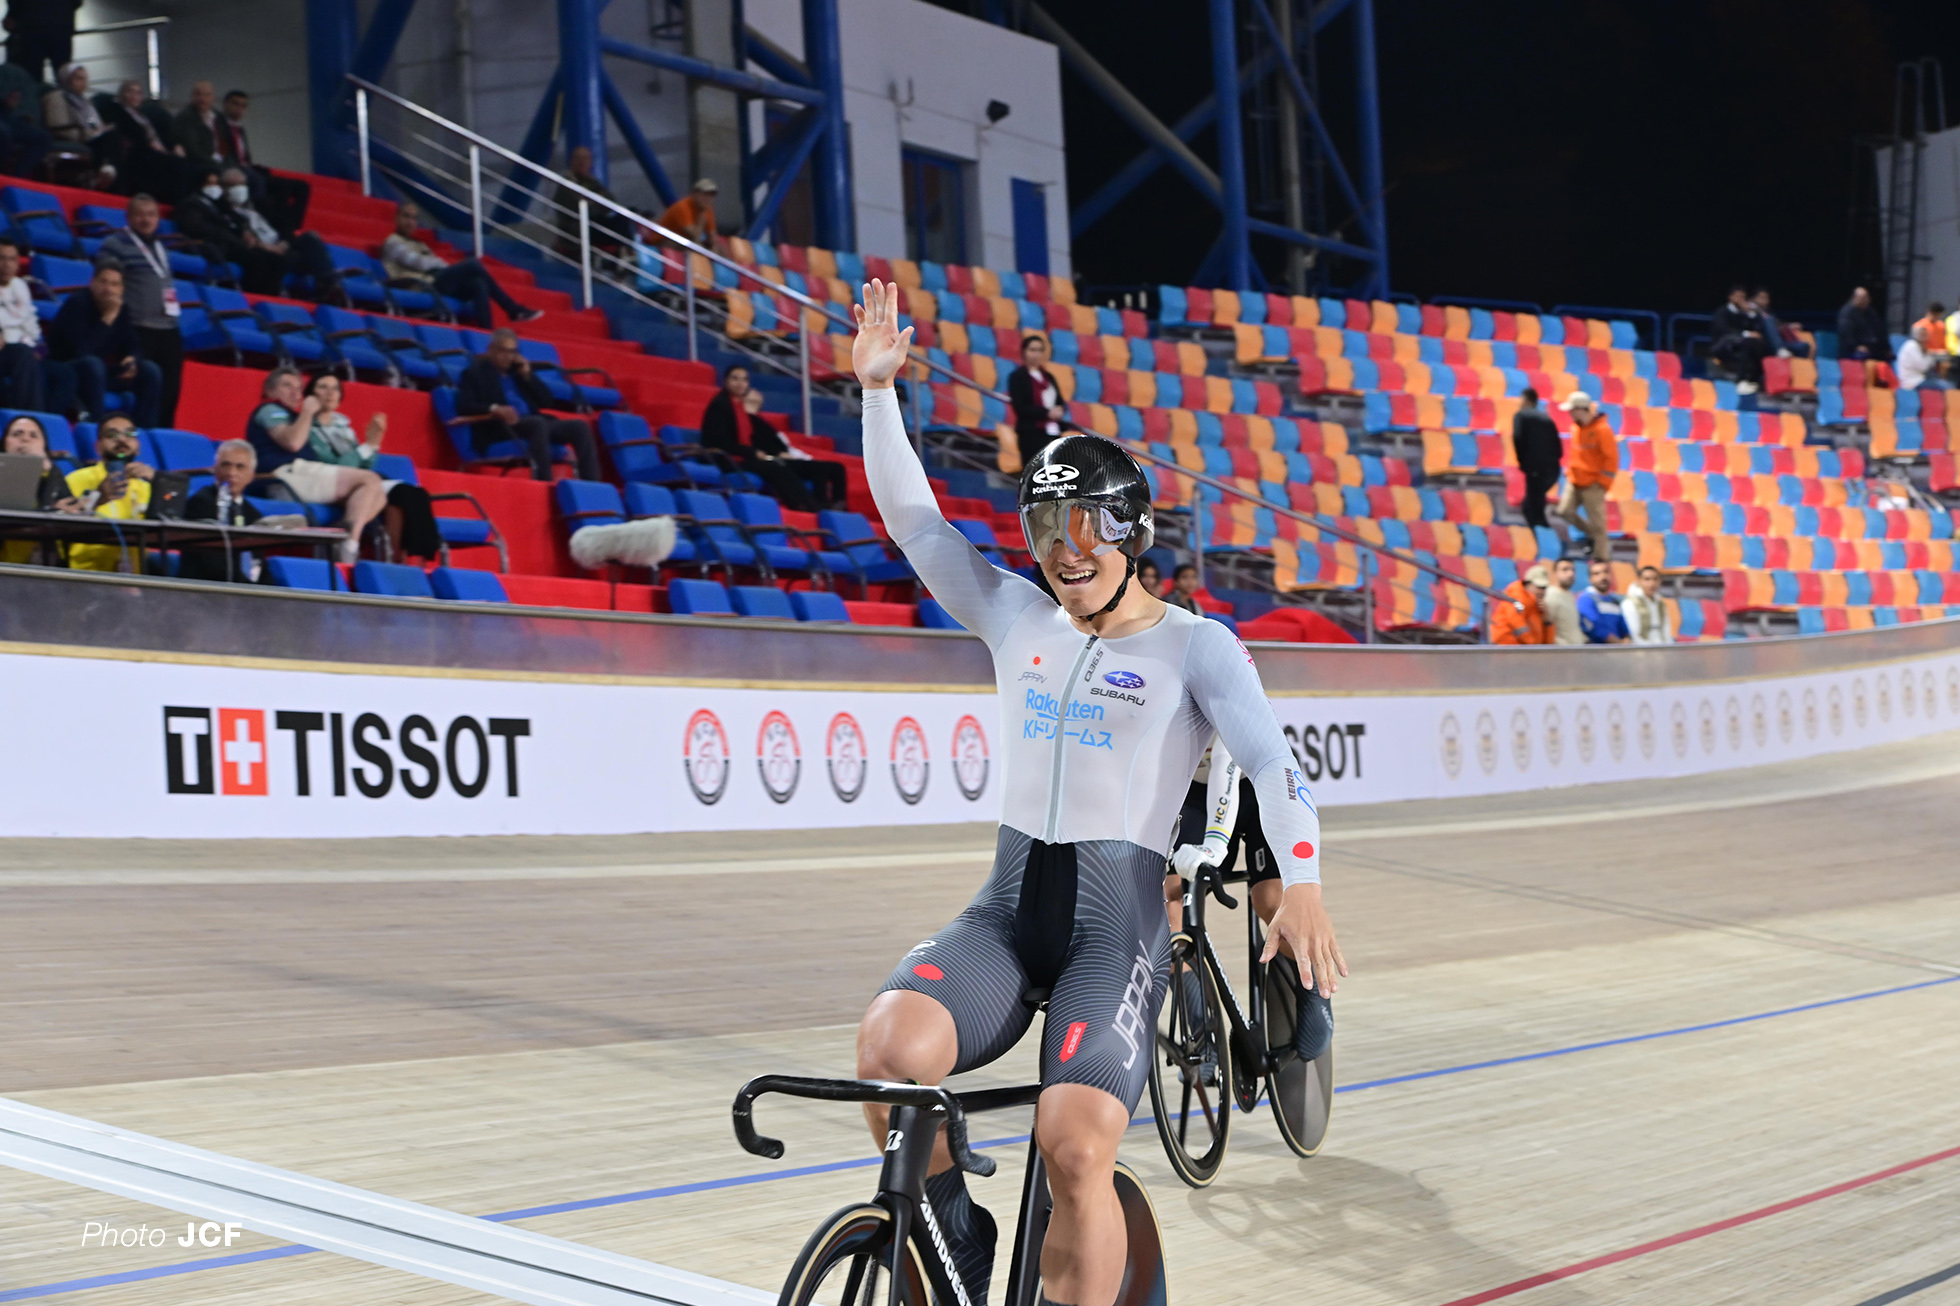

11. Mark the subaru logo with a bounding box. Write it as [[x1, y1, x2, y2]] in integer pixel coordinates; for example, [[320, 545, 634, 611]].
[[1030, 463, 1079, 486], [1104, 670, 1145, 690]]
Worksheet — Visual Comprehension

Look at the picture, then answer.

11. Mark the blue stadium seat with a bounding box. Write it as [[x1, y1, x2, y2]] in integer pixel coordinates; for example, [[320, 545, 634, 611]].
[[253, 301, 329, 364], [353, 560, 436, 598], [359, 315, 443, 384], [264, 556, 339, 590], [817, 509, 916, 589], [948, 517, 1008, 565], [149, 430, 216, 471], [596, 410, 721, 488], [555, 479, 626, 532], [429, 567, 509, 602], [315, 305, 398, 379], [918, 598, 964, 630], [198, 285, 280, 362], [729, 585, 797, 619], [668, 577, 734, 615], [729, 491, 853, 580], [370, 453, 506, 570], [324, 244, 391, 309], [789, 589, 851, 622], [3, 186, 77, 254]]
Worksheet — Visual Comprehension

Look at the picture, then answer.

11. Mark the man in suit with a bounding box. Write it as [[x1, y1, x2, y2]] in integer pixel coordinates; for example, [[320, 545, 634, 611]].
[[454, 327, 600, 482], [179, 438, 263, 583], [172, 80, 224, 170], [215, 89, 309, 236]]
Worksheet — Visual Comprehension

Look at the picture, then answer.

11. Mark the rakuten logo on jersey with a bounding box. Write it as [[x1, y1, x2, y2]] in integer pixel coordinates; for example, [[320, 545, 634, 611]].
[[163, 707, 530, 799]]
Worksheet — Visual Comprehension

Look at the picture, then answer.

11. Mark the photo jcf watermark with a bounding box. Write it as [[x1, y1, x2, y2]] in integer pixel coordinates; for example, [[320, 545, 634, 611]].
[[81, 1220, 243, 1248]]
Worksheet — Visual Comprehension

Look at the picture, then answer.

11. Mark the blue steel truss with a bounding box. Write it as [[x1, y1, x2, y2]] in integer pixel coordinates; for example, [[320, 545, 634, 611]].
[[305, 0, 854, 249]]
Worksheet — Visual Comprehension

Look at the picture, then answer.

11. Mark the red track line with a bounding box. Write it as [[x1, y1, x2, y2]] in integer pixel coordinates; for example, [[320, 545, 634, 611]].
[[1434, 1143, 1960, 1306]]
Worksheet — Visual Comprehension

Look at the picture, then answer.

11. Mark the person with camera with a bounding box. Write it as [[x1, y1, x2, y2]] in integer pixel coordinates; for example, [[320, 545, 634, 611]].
[[64, 414, 151, 572]]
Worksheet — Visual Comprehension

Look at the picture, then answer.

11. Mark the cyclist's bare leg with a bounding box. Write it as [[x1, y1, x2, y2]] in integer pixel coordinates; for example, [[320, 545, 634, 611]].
[[1033, 1082, 1131, 1306], [1163, 872, 1183, 934], [856, 989, 958, 1173]]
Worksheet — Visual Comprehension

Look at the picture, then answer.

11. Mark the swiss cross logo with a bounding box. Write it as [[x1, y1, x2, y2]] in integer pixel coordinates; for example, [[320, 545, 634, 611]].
[[217, 709, 268, 796]]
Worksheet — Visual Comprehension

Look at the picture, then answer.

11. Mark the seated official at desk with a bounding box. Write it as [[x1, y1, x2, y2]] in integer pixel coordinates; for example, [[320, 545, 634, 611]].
[[178, 438, 264, 583], [0, 413, 81, 565], [64, 414, 151, 573]]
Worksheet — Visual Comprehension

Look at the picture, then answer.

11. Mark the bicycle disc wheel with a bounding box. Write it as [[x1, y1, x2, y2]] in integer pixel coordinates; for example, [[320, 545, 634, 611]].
[[1110, 1161, 1168, 1306], [1261, 957, 1334, 1158], [778, 1202, 930, 1306], [1145, 935, 1232, 1188]]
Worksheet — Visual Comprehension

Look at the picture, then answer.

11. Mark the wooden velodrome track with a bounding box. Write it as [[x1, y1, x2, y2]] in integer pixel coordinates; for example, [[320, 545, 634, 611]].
[[3, 731, 1959, 1306]]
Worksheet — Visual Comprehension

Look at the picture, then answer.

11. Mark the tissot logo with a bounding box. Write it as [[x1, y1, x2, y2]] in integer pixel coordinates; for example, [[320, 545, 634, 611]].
[[163, 707, 530, 799]]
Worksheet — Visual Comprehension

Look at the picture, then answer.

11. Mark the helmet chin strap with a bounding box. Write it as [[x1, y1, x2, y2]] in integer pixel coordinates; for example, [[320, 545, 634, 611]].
[[1093, 555, 1137, 617]]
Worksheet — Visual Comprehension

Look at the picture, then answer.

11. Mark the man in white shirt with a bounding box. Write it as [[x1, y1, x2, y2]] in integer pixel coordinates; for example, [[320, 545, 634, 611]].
[[1895, 324, 1949, 391], [1539, 555, 1584, 645], [1622, 564, 1674, 645], [0, 236, 46, 410]]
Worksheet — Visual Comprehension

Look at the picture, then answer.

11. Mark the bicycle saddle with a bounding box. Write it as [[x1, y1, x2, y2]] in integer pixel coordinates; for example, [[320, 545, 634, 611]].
[[1020, 985, 1051, 1010]]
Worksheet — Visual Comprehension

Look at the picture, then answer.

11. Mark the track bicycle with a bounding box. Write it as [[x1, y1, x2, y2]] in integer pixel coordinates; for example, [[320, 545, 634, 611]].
[[734, 992, 1168, 1306], [1147, 860, 1335, 1187]]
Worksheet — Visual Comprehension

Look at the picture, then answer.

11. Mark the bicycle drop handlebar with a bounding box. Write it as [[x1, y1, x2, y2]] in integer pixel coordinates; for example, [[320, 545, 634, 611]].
[[731, 1074, 999, 1178]]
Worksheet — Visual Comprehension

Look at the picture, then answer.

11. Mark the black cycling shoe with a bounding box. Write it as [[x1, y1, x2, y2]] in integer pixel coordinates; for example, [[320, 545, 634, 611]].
[[1295, 984, 1333, 1062], [924, 1166, 996, 1306]]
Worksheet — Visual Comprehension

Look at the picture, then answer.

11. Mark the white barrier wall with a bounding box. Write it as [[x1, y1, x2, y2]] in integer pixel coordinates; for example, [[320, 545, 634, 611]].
[[6, 642, 1960, 839]]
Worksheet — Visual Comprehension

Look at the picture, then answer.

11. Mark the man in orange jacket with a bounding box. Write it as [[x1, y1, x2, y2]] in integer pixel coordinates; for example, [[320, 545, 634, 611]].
[[1491, 564, 1552, 644], [1558, 392, 1617, 562]]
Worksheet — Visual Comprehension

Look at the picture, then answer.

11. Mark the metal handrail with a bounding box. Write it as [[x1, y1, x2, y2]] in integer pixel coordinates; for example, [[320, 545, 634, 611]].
[[346, 74, 1517, 628], [74, 15, 168, 100]]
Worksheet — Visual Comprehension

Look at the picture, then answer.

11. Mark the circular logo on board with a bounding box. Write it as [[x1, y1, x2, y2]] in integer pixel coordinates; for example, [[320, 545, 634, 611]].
[[1778, 690, 1796, 744], [1828, 684, 1844, 736], [1751, 694, 1769, 748], [891, 716, 930, 805], [755, 710, 802, 805], [1635, 701, 1655, 760], [1510, 707, 1533, 772], [1669, 701, 1690, 758], [952, 715, 990, 801], [1924, 670, 1938, 718], [1901, 671, 1917, 719], [1876, 673, 1893, 723], [1852, 678, 1868, 729], [683, 708, 731, 805], [1608, 701, 1628, 762], [1725, 696, 1744, 752], [826, 713, 868, 802], [1948, 666, 1960, 714], [1576, 703, 1596, 764], [1698, 700, 1718, 755], [1439, 712, 1464, 778], [1543, 704, 1564, 767], [1474, 710, 1499, 775]]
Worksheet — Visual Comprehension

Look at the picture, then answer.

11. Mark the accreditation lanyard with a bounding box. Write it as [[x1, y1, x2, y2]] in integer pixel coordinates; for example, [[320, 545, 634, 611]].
[[129, 236, 179, 318]]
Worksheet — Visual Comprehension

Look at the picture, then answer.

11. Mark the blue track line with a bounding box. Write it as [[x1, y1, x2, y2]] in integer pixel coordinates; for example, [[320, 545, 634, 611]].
[[4, 971, 1955, 1303]]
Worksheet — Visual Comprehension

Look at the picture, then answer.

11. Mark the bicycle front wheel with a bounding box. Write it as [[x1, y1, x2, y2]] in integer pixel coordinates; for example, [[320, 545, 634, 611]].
[[1145, 934, 1232, 1188], [778, 1202, 930, 1306], [1261, 957, 1334, 1158]]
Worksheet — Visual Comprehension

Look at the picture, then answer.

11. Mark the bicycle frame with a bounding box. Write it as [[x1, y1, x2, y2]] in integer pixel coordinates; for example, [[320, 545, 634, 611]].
[[1181, 862, 1279, 1093], [734, 1075, 1049, 1306]]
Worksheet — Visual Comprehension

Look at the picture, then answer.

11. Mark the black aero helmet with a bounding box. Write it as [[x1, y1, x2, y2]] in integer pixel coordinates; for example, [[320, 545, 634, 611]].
[[1017, 434, 1156, 565]]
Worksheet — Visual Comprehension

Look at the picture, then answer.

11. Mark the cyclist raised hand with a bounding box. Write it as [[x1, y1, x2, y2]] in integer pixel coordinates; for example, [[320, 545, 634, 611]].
[[850, 279, 1343, 1306]]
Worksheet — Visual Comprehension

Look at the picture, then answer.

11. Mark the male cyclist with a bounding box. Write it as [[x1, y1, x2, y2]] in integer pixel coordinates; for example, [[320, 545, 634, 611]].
[[850, 281, 1346, 1306], [1168, 738, 1333, 1060]]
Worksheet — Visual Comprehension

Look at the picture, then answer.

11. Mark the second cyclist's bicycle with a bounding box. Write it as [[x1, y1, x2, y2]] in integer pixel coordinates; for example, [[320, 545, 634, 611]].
[[1147, 860, 1335, 1187]]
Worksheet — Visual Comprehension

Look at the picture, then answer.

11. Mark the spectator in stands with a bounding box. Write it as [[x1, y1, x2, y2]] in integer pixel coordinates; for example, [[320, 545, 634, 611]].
[[41, 64, 118, 188], [64, 414, 150, 573], [1166, 563, 1203, 614], [0, 236, 44, 411], [171, 167, 244, 266], [216, 89, 308, 234], [745, 385, 846, 507], [699, 364, 841, 510], [1511, 387, 1561, 533], [4, 0, 80, 83], [659, 178, 719, 248], [1896, 324, 1948, 392], [44, 261, 160, 426], [453, 327, 602, 483], [1916, 303, 1949, 357], [1752, 288, 1806, 359], [1539, 555, 1583, 645], [1710, 284, 1769, 393], [382, 203, 542, 327], [1557, 392, 1616, 562], [1621, 564, 1672, 645], [553, 145, 632, 261], [1007, 333, 1071, 463], [215, 165, 343, 302], [1576, 559, 1628, 644], [247, 366, 389, 564], [172, 81, 225, 172], [1836, 287, 1886, 361], [98, 193, 183, 426], [304, 373, 440, 561], [0, 413, 79, 564], [1135, 557, 1162, 598], [178, 438, 262, 583], [0, 64, 51, 179], [1490, 563, 1551, 645], [96, 78, 181, 200]]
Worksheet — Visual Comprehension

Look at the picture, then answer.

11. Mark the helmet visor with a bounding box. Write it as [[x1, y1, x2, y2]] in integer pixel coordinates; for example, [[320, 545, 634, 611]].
[[1021, 498, 1140, 562]]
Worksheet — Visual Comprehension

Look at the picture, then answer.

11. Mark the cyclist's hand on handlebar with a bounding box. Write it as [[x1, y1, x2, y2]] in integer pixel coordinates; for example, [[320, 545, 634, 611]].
[[1262, 883, 1347, 999], [1170, 843, 1219, 878]]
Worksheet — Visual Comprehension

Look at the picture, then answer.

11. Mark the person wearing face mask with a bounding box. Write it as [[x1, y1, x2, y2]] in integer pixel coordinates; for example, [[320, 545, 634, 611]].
[[169, 169, 238, 267], [213, 166, 343, 302], [44, 261, 159, 426]]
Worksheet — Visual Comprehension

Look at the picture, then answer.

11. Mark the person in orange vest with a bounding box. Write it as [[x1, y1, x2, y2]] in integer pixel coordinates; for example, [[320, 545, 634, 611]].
[[1491, 563, 1552, 644], [1557, 392, 1617, 562], [1917, 302, 1949, 356]]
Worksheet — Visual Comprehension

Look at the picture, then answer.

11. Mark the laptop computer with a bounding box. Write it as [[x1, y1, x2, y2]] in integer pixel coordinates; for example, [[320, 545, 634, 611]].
[[0, 453, 48, 511]]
